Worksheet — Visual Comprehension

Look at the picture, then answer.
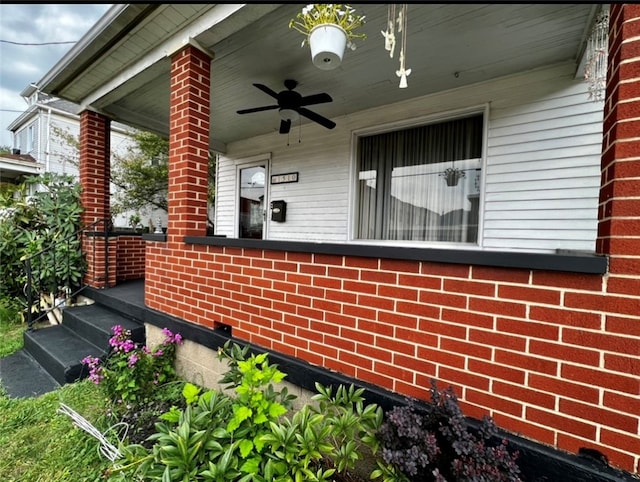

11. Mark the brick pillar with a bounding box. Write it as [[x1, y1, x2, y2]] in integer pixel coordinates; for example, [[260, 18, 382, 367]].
[[168, 44, 212, 244], [597, 4, 640, 277], [79, 110, 115, 288]]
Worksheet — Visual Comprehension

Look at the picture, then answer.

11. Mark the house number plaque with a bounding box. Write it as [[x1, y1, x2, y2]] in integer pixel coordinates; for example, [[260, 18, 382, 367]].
[[270, 172, 299, 184]]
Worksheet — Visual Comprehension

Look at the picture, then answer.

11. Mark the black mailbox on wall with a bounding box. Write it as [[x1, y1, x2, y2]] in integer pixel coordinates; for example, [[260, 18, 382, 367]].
[[270, 200, 286, 222]]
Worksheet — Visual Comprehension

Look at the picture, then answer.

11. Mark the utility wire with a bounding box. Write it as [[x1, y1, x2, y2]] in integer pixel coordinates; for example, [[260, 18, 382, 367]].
[[0, 39, 76, 46]]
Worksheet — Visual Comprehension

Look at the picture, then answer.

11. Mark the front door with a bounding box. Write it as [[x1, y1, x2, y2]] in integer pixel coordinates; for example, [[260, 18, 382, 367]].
[[238, 164, 267, 239]]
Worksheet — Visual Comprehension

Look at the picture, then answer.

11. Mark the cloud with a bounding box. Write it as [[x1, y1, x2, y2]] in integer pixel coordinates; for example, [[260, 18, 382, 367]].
[[0, 4, 111, 147]]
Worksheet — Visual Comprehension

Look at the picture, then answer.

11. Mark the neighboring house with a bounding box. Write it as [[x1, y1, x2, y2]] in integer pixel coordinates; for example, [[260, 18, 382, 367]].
[[34, 3, 639, 475], [7, 84, 166, 228], [0, 151, 42, 186]]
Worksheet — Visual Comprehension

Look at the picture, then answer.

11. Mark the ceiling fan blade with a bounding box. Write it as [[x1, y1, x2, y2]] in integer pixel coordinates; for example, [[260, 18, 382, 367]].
[[237, 105, 279, 114], [299, 93, 333, 107], [297, 107, 336, 130], [253, 83, 279, 99], [279, 119, 291, 134]]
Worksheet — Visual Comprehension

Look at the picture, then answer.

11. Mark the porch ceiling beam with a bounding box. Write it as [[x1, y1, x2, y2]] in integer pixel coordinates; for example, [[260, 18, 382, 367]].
[[103, 104, 227, 154], [79, 4, 281, 112], [101, 104, 170, 138], [91, 60, 169, 109]]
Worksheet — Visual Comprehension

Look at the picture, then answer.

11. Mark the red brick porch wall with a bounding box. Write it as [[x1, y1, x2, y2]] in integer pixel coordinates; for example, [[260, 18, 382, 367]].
[[142, 4, 640, 474], [145, 246, 639, 472], [116, 235, 145, 281]]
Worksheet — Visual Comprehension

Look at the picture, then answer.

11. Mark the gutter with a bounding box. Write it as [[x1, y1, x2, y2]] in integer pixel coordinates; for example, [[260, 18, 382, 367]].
[[7, 104, 37, 132]]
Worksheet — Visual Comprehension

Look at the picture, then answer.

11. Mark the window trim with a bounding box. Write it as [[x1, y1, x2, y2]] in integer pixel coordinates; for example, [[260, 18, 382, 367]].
[[27, 123, 35, 153], [349, 104, 489, 247]]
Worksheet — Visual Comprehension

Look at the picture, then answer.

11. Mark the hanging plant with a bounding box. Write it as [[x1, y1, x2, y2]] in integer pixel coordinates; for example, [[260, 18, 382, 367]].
[[289, 4, 367, 47], [289, 4, 366, 70], [440, 167, 466, 187]]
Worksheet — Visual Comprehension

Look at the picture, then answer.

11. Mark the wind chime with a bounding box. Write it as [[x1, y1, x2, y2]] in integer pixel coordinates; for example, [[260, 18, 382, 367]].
[[381, 4, 411, 89], [583, 8, 609, 102]]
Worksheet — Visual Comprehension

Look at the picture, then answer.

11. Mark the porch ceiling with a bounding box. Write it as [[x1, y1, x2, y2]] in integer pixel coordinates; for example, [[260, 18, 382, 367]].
[[40, 3, 598, 151]]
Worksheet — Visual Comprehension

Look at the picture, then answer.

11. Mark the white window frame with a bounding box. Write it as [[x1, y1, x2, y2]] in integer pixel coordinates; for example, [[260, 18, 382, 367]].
[[27, 124, 35, 153], [349, 104, 489, 249]]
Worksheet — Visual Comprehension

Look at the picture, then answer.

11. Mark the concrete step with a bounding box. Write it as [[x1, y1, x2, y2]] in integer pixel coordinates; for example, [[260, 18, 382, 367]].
[[24, 325, 107, 385], [63, 303, 145, 349]]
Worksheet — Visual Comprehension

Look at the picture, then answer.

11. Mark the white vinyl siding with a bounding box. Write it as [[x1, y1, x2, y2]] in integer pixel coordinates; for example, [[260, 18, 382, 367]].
[[217, 137, 351, 241], [48, 117, 81, 176], [484, 75, 603, 252], [216, 61, 602, 254]]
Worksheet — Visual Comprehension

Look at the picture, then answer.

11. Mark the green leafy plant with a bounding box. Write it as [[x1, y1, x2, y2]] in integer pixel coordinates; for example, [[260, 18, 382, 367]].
[[0, 297, 23, 325], [128, 213, 142, 231], [0, 173, 85, 312], [107, 341, 385, 481], [289, 4, 366, 48], [82, 325, 183, 407]]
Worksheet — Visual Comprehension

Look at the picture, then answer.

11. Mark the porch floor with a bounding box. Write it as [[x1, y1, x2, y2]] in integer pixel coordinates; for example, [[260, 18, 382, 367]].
[[84, 278, 145, 310]]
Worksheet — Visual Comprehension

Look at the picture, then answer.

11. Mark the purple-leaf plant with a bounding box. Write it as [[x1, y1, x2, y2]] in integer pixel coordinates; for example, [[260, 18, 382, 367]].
[[377, 379, 521, 481]]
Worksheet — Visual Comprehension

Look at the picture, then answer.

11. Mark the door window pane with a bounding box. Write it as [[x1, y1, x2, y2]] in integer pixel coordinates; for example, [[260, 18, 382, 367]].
[[239, 165, 266, 239]]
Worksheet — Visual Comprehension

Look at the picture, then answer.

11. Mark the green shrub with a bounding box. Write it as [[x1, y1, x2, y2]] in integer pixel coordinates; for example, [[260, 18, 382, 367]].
[[107, 341, 384, 481], [0, 297, 23, 325], [0, 173, 85, 310]]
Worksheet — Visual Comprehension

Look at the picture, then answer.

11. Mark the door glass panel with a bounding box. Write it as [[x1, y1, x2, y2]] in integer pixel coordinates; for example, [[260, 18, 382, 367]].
[[239, 165, 266, 239]]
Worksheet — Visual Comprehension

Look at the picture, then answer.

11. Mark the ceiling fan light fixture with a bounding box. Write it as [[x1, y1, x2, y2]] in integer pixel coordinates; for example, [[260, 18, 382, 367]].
[[237, 80, 336, 134], [279, 108, 299, 122]]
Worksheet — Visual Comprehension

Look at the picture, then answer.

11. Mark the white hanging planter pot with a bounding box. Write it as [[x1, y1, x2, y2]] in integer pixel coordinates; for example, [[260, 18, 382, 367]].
[[308, 23, 348, 70]]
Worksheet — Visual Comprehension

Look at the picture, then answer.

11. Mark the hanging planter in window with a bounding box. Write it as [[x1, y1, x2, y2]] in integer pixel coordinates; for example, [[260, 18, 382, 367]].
[[441, 167, 465, 187]]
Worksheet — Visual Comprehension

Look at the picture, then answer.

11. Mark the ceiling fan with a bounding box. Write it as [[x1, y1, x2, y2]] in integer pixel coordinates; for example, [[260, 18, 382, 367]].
[[237, 79, 336, 134]]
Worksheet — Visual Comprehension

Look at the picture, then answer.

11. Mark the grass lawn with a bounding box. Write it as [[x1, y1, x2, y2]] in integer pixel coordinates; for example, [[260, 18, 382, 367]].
[[0, 316, 110, 481], [0, 314, 25, 358]]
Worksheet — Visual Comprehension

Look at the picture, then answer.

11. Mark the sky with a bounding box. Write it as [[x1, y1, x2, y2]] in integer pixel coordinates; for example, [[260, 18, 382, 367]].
[[0, 4, 112, 148]]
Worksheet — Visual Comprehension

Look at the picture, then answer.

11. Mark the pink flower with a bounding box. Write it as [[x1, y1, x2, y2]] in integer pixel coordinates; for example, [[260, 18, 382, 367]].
[[128, 353, 139, 367], [161, 327, 183, 345], [121, 339, 135, 353]]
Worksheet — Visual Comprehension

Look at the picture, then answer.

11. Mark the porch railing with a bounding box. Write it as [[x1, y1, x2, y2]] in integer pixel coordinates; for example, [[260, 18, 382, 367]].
[[23, 218, 110, 330]]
